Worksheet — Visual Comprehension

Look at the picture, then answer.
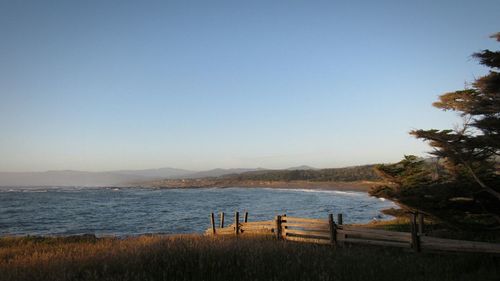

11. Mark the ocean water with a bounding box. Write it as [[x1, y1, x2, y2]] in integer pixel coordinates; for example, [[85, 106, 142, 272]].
[[0, 187, 396, 236]]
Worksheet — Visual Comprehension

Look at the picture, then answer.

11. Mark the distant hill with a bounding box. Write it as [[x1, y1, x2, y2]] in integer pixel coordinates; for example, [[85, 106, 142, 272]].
[[113, 167, 194, 178], [0, 167, 196, 187], [136, 165, 381, 189], [221, 165, 379, 182], [0, 165, 380, 187], [178, 168, 265, 179], [0, 167, 263, 187], [286, 165, 317, 170], [0, 170, 148, 187]]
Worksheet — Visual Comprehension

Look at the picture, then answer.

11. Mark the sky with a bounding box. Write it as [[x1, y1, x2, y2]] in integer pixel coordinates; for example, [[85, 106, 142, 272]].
[[0, 0, 499, 172]]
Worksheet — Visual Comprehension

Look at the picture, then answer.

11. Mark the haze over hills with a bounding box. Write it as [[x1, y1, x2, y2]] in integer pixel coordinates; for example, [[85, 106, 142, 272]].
[[112, 167, 195, 178], [0, 163, 384, 187], [136, 164, 381, 190], [0, 170, 149, 187], [0, 167, 272, 187], [177, 168, 267, 179], [286, 165, 317, 170]]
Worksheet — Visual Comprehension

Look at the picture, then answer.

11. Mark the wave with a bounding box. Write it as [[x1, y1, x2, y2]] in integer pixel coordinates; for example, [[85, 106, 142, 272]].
[[0, 186, 112, 193], [24, 189, 48, 193], [262, 187, 365, 197]]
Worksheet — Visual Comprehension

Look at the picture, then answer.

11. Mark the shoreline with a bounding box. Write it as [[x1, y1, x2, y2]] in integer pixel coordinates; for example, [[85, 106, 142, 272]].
[[136, 180, 382, 192]]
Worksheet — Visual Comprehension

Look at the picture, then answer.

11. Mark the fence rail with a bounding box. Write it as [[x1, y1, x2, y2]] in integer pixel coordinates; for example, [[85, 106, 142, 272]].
[[205, 211, 500, 255]]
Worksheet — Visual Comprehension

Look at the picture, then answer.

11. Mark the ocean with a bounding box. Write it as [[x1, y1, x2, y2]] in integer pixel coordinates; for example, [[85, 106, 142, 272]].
[[0, 186, 396, 236]]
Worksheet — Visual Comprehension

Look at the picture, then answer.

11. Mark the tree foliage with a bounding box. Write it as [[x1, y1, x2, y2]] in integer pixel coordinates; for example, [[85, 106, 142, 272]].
[[371, 33, 500, 229], [373, 155, 434, 190]]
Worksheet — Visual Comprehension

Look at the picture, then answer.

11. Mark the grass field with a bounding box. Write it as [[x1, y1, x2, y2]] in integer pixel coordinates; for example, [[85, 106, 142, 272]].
[[0, 234, 498, 281]]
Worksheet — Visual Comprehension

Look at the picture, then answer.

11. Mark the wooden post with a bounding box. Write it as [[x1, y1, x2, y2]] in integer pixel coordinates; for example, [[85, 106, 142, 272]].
[[328, 214, 337, 246], [210, 212, 216, 235], [234, 211, 240, 236], [275, 215, 282, 240], [244, 212, 248, 223], [411, 212, 421, 252], [337, 213, 345, 245], [220, 212, 225, 228], [417, 213, 424, 235]]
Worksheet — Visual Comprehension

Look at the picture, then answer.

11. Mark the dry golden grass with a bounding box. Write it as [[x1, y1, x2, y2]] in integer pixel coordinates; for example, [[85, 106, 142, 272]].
[[0, 234, 498, 281], [362, 216, 500, 242]]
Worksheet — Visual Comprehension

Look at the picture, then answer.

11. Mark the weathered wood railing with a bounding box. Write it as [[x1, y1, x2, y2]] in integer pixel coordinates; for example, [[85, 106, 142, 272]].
[[206, 211, 500, 255]]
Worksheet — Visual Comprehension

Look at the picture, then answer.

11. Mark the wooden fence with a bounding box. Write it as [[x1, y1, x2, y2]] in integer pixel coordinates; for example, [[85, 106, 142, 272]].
[[206, 211, 500, 255]]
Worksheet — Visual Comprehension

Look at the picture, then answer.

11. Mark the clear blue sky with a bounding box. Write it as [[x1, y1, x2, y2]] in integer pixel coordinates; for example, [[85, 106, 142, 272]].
[[0, 0, 499, 172]]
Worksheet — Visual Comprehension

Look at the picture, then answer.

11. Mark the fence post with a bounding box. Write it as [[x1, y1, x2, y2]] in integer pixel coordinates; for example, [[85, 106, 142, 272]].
[[275, 215, 282, 240], [220, 212, 225, 228], [328, 214, 337, 247], [244, 212, 248, 223], [411, 212, 421, 252], [234, 211, 240, 236], [210, 212, 216, 235], [418, 213, 424, 235], [337, 213, 345, 245]]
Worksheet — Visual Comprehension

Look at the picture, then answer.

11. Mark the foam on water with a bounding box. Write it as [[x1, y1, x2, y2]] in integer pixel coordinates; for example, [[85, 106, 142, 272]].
[[262, 188, 364, 196]]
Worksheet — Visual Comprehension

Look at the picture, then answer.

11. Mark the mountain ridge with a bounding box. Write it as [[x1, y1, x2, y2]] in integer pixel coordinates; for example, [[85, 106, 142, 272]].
[[0, 166, 318, 187], [0, 170, 148, 187]]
